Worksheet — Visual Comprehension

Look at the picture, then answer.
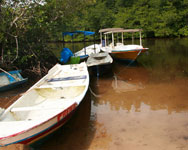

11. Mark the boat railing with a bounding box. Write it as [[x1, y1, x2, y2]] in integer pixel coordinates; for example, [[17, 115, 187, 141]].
[[99, 28, 143, 47]]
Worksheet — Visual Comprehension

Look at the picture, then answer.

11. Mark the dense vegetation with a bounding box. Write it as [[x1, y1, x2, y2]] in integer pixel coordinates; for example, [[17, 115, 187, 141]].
[[0, 0, 188, 76]]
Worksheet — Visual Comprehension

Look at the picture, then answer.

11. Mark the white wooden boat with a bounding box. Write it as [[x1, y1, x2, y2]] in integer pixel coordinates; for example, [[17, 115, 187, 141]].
[[0, 62, 89, 147], [86, 52, 113, 77], [62, 31, 100, 60], [86, 52, 113, 67], [74, 44, 101, 60], [99, 28, 148, 61]]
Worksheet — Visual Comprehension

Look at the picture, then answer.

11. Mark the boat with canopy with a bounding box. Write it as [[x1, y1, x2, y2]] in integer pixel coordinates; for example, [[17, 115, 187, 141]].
[[99, 28, 148, 61], [62, 31, 100, 60]]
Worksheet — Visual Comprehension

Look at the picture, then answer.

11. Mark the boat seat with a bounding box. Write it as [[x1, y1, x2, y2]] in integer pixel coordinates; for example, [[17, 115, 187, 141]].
[[47, 75, 87, 82], [10, 98, 74, 112]]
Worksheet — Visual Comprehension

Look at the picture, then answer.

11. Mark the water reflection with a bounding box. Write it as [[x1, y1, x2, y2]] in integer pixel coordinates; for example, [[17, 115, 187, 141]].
[[89, 48, 188, 149], [90, 64, 188, 114], [91, 95, 188, 150], [137, 38, 188, 80]]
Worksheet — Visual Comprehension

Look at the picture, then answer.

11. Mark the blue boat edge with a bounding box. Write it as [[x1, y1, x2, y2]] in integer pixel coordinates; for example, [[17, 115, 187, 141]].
[[0, 70, 28, 92]]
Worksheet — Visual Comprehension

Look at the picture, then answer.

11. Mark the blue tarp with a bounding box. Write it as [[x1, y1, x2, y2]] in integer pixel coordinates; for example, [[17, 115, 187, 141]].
[[62, 31, 95, 37], [76, 31, 95, 36], [60, 48, 73, 63]]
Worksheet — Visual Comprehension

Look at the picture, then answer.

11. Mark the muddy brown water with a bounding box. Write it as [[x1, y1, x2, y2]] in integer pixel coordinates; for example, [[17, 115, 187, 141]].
[[0, 38, 188, 150]]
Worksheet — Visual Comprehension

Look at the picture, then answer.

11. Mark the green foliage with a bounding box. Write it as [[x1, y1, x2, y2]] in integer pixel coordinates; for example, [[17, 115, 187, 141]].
[[0, 0, 187, 70], [0, 0, 89, 69], [112, 0, 188, 37], [83, 2, 115, 31]]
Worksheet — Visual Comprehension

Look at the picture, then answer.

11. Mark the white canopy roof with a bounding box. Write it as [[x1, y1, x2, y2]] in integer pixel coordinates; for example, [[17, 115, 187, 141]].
[[104, 29, 143, 34], [99, 28, 124, 33]]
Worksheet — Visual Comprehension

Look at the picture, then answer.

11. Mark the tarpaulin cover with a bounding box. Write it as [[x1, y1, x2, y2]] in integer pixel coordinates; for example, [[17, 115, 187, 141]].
[[60, 48, 73, 63], [62, 31, 95, 37]]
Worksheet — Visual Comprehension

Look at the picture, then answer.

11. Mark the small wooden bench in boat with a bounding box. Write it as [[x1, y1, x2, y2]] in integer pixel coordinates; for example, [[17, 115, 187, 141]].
[[37, 83, 86, 89], [10, 99, 74, 112], [47, 75, 87, 82], [10, 106, 63, 112]]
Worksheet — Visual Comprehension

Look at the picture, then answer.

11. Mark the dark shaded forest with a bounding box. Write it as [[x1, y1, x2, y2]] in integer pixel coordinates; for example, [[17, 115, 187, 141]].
[[0, 0, 188, 76]]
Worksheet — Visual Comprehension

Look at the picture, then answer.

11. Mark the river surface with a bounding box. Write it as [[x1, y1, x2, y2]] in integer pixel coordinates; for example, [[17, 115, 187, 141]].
[[0, 38, 188, 150]]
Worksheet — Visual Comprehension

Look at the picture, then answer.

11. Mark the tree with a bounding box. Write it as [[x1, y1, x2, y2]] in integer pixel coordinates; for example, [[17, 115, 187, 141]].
[[0, 0, 90, 72]]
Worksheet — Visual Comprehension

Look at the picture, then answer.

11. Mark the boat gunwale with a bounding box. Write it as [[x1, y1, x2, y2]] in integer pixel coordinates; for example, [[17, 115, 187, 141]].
[[0, 102, 78, 146], [0, 78, 28, 87], [111, 49, 145, 53]]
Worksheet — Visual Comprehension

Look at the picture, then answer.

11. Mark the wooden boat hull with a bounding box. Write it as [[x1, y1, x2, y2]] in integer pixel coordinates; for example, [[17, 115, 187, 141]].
[[21, 103, 77, 145], [75, 44, 101, 60], [0, 63, 89, 147], [89, 63, 113, 77], [101, 45, 148, 61], [0, 79, 28, 92], [0, 103, 77, 146], [111, 50, 142, 61], [86, 52, 113, 67], [86, 53, 113, 77]]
